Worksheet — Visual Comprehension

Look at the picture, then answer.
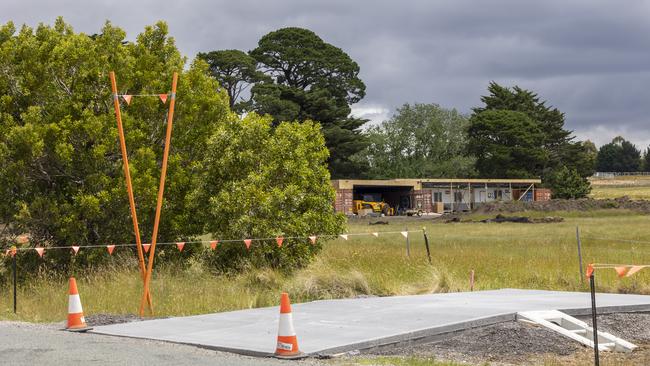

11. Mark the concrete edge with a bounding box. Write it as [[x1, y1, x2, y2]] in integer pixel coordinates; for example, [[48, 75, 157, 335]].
[[311, 304, 650, 356], [88, 330, 275, 358], [89, 303, 650, 358], [309, 313, 516, 356]]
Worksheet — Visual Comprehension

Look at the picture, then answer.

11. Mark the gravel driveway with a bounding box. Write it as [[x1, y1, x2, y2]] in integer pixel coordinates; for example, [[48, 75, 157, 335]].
[[0, 321, 326, 366]]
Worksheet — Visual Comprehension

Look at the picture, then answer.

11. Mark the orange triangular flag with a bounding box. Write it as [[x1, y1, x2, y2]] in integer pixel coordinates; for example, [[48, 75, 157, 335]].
[[122, 95, 132, 105], [107, 245, 115, 255], [340, 234, 348, 240], [35, 247, 45, 258], [615, 266, 630, 278], [244, 239, 252, 250], [401, 231, 409, 238], [309, 235, 317, 244], [159, 94, 168, 104], [276, 236, 284, 248], [626, 266, 644, 277], [586, 264, 594, 278], [72, 246, 80, 255], [143, 243, 151, 253], [176, 242, 185, 251], [210, 240, 218, 250], [372, 232, 379, 237]]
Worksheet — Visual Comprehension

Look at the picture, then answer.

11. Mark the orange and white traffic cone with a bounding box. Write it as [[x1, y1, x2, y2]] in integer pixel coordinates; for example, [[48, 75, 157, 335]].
[[66, 277, 92, 332], [274, 292, 303, 358]]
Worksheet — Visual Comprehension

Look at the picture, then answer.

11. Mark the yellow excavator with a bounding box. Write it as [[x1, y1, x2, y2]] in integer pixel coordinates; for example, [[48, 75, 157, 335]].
[[352, 194, 394, 216]]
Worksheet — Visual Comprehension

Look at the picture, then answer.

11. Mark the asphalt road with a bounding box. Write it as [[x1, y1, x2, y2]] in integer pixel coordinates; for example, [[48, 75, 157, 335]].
[[0, 321, 326, 366]]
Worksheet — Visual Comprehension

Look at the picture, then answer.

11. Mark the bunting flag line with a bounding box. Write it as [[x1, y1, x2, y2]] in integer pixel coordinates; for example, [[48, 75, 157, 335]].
[[1, 230, 423, 256], [588, 263, 649, 278], [122, 95, 132, 105], [35, 247, 45, 258], [159, 94, 168, 104], [615, 266, 628, 278], [626, 266, 645, 277]]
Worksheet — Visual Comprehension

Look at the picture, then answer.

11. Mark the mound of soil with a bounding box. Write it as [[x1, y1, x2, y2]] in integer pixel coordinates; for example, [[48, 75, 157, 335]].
[[365, 313, 650, 365], [445, 214, 563, 224], [480, 214, 564, 223], [474, 196, 650, 214]]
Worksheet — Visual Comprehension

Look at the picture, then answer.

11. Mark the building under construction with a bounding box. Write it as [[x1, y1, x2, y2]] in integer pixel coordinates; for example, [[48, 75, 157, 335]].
[[332, 178, 548, 215]]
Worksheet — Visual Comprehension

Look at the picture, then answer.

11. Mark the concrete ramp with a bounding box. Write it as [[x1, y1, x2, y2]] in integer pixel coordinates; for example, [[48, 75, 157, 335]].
[[90, 289, 650, 356]]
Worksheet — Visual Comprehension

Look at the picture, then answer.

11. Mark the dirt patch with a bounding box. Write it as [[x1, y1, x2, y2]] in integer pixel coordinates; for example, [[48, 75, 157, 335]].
[[473, 196, 650, 214], [444, 214, 564, 224], [362, 312, 650, 365]]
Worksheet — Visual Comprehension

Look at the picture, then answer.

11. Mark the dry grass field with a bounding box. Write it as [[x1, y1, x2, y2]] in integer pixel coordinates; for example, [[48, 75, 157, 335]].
[[1, 210, 648, 323], [590, 175, 650, 200]]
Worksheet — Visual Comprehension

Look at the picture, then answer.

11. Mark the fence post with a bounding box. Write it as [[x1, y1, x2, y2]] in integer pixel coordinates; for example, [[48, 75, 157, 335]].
[[470, 270, 475, 291], [589, 271, 600, 366], [422, 227, 432, 264], [405, 226, 410, 258], [576, 226, 584, 285]]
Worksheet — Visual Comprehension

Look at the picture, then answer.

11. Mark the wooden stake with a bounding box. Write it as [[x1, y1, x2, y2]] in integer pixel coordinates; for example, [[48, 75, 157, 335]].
[[140, 72, 178, 317], [576, 226, 584, 285], [470, 270, 475, 291], [109, 71, 153, 314]]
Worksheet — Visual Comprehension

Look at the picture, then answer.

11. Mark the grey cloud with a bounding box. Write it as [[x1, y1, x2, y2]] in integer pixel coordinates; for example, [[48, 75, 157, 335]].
[[3, 0, 650, 147]]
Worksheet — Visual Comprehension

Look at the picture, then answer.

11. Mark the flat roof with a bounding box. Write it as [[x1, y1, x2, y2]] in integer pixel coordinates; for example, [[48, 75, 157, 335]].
[[333, 178, 541, 190]]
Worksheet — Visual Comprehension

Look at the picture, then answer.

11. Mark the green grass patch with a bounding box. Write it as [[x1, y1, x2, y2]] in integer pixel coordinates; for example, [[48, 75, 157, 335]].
[[2, 212, 650, 322]]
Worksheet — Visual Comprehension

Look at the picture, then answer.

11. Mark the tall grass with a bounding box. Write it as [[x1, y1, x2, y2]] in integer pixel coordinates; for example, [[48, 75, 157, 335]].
[[1, 210, 649, 322]]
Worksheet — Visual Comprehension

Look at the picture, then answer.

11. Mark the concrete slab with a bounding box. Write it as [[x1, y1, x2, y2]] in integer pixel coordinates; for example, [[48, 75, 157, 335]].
[[91, 289, 650, 356]]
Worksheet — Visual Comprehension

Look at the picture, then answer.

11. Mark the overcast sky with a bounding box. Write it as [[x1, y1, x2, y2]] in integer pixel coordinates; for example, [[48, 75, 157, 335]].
[[4, 0, 650, 148]]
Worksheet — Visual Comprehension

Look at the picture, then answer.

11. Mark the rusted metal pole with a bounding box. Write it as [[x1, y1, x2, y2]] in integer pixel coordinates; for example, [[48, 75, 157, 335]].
[[589, 272, 600, 366], [422, 227, 431, 264], [12, 251, 17, 313], [140, 72, 178, 317], [109, 71, 153, 314]]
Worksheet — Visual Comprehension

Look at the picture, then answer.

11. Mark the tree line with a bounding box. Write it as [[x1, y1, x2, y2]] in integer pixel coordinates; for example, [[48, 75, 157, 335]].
[[1, 20, 644, 272], [201, 27, 635, 198]]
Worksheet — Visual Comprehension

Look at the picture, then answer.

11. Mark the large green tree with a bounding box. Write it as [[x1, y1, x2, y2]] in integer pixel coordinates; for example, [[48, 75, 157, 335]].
[[643, 147, 650, 172], [470, 82, 593, 179], [596, 136, 641, 172], [0, 19, 343, 272], [468, 110, 547, 178], [358, 103, 476, 178], [196, 50, 267, 113], [191, 113, 345, 270], [248, 27, 368, 178], [0, 19, 230, 269]]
